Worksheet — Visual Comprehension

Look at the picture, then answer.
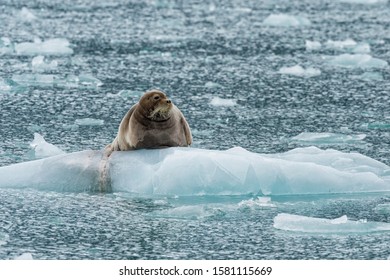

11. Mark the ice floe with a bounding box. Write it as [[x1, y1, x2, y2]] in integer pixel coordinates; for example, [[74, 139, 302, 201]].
[[0, 232, 9, 246], [31, 55, 58, 72], [351, 71, 383, 81], [0, 143, 389, 195], [325, 39, 370, 53], [273, 213, 390, 233], [210, 97, 237, 107], [13, 253, 34, 260], [238, 197, 276, 208], [29, 133, 65, 159], [374, 203, 390, 214], [0, 37, 13, 55], [328, 54, 388, 68], [15, 38, 73, 56], [74, 118, 105, 126], [0, 78, 12, 92], [290, 132, 366, 145], [278, 65, 321, 77], [10, 73, 102, 88], [263, 14, 311, 27], [18, 7, 37, 22], [305, 40, 322, 51]]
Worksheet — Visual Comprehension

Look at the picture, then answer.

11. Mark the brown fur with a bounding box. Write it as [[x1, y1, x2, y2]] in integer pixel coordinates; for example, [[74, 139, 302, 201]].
[[108, 89, 192, 151]]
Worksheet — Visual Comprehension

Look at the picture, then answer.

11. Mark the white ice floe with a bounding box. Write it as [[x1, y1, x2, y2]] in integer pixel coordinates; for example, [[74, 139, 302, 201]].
[[13, 253, 34, 260], [11, 73, 102, 88], [29, 133, 65, 159], [328, 54, 388, 68], [263, 14, 311, 27], [0, 144, 389, 195], [351, 72, 383, 81], [278, 65, 321, 77], [0, 78, 12, 91], [210, 97, 237, 107], [205, 81, 223, 88], [74, 118, 105, 126], [291, 132, 366, 144], [325, 39, 370, 53], [305, 40, 322, 51], [273, 213, 390, 233], [31, 55, 58, 72], [15, 38, 73, 56], [0, 37, 14, 55], [374, 203, 390, 214], [238, 197, 276, 208], [18, 7, 37, 22], [337, 0, 387, 4]]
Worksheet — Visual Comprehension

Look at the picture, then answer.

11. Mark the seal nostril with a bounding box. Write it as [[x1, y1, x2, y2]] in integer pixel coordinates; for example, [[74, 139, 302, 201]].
[[167, 100, 172, 104]]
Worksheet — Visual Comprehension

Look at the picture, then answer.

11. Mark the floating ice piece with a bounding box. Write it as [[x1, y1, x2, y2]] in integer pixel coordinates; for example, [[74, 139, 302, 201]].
[[374, 203, 390, 214], [0, 78, 12, 91], [305, 40, 321, 50], [291, 132, 366, 144], [11, 73, 102, 88], [152, 205, 219, 220], [205, 81, 223, 88], [15, 38, 73, 56], [117, 89, 142, 99], [210, 97, 237, 107], [30, 133, 65, 159], [325, 39, 370, 53], [0, 232, 9, 246], [365, 122, 390, 130], [328, 54, 388, 68], [18, 7, 37, 22], [273, 213, 390, 233], [278, 65, 321, 77], [31, 55, 58, 72], [351, 71, 383, 81], [64, 74, 103, 88], [238, 197, 276, 208], [0, 37, 14, 55], [263, 14, 311, 27], [13, 253, 34, 260], [74, 118, 104, 126], [12, 74, 55, 86], [338, 0, 387, 4], [0, 146, 389, 195]]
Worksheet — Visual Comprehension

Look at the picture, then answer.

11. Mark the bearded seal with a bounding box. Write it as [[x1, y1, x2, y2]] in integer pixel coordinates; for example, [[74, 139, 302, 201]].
[[108, 89, 192, 151]]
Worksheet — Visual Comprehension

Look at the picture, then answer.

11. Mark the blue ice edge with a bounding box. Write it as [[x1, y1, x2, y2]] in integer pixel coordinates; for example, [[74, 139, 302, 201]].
[[0, 146, 389, 196]]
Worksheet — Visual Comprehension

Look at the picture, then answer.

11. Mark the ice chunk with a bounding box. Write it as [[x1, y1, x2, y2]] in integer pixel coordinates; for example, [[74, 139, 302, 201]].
[[0, 37, 14, 55], [238, 197, 276, 208], [31, 55, 58, 72], [352, 43, 371, 54], [325, 39, 357, 49], [338, 0, 387, 4], [263, 14, 311, 27], [273, 213, 390, 233], [63, 74, 103, 88], [328, 54, 388, 68], [374, 203, 390, 214], [0, 146, 389, 195], [12, 74, 55, 86], [15, 38, 73, 56], [117, 89, 142, 99], [14, 253, 34, 260], [152, 205, 218, 220], [29, 133, 65, 159], [352, 71, 383, 81], [18, 7, 37, 22], [305, 40, 322, 51], [278, 65, 321, 77], [74, 118, 104, 126], [0, 78, 12, 91], [210, 97, 237, 107], [365, 122, 390, 130], [291, 132, 366, 144], [0, 232, 9, 246], [205, 81, 223, 88]]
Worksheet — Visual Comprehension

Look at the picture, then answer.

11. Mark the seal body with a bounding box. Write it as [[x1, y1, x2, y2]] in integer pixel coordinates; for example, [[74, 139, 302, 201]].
[[109, 89, 192, 151]]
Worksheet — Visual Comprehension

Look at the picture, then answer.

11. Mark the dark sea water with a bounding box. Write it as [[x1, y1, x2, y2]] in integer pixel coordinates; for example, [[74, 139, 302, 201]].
[[0, 0, 390, 259]]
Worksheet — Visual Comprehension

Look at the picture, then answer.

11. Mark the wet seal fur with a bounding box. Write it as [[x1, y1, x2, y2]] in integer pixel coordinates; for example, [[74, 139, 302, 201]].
[[99, 89, 192, 191]]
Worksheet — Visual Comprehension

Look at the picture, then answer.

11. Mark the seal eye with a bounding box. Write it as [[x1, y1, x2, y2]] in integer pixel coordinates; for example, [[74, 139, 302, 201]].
[[154, 96, 160, 100]]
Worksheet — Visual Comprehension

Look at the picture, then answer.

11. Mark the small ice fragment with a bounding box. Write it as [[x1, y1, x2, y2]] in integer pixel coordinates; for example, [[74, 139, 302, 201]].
[[12, 74, 55, 86], [352, 72, 383, 81], [263, 14, 311, 27], [238, 197, 276, 208], [278, 65, 321, 77], [325, 39, 357, 49], [210, 97, 237, 107], [15, 38, 73, 56], [352, 43, 371, 54], [291, 132, 366, 144], [0, 232, 9, 246], [117, 89, 142, 99], [0, 78, 12, 91], [78, 73, 103, 87], [375, 203, 390, 214], [305, 40, 322, 50], [205, 81, 223, 88], [328, 54, 388, 68], [0, 37, 14, 55], [31, 55, 58, 72], [14, 253, 34, 260], [338, 0, 387, 3], [74, 118, 105, 126], [30, 133, 65, 159], [19, 7, 37, 22]]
